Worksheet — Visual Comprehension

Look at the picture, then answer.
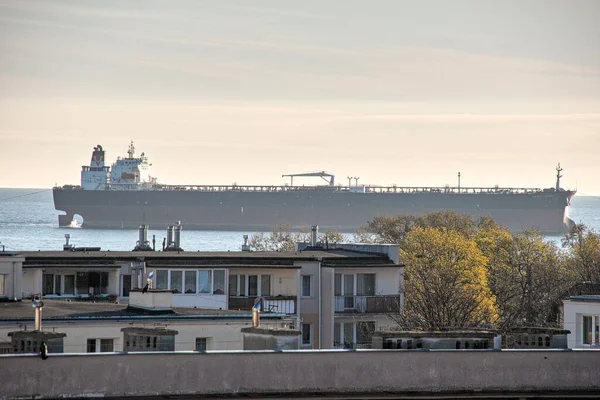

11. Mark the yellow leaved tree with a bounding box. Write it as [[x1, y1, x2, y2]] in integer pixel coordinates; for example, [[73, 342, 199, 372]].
[[398, 226, 498, 330]]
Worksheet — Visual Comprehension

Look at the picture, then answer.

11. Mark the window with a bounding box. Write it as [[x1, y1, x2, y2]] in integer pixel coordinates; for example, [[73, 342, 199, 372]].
[[357, 274, 375, 296], [123, 332, 175, 352], [260, 275, 270, 296], [196, 338, 207, 352], [0, 274, 5, 296], [121, 275, 131, 297], [198, 270, 212, 293], [76, 271, 109, 295], [185, 271, 196, 294], [583, 315, 593, 345], [43, 273, 54, 295], [54, 275, 62, 295], [171, 271, 182, 294], [230, 274, 270, 297], [301, 275, 312, 297], [302, 324, 312, 346], [248, 275, 258, 296], [213, 270, 225, 294], [64, 275, 75, 295], [87, 338, 114, 353], [156, 270, 168, 289], [155, 270, 226, 295]]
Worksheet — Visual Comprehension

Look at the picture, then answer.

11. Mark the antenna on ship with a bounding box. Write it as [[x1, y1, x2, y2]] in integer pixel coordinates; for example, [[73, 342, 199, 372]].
[[556, 163, 563, 191], [458, 172, 461, 193]]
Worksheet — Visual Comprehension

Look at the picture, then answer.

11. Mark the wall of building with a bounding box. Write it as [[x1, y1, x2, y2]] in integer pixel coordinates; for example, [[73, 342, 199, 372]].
[[2, 350, 599, 399], [0, 256, 24, 299], [563, 300, 600, 349], [21, 269, 42, 298], [0, 319, 292, 353]]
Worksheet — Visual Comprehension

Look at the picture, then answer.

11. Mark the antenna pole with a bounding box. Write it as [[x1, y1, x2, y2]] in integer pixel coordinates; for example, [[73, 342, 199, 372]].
[[458, 172, 461, 193], [556, 163, 563, 191]]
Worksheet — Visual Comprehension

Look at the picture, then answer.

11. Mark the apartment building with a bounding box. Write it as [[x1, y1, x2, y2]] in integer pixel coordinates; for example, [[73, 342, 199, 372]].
[[0, 240, 403, 351]]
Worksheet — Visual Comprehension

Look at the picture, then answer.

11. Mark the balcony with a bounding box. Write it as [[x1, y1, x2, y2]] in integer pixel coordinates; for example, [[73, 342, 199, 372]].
[[228, 295, 297, 314], [334, 295, 401, 314]]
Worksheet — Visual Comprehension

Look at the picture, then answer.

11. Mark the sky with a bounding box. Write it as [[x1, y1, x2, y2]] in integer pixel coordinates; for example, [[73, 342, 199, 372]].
[[0, 0, 599, 193]]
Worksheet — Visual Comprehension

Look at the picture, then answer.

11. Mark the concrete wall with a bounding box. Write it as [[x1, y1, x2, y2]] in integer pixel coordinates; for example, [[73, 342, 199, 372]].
[[0, 319, 293, 353], [2, 350, 599, 399]]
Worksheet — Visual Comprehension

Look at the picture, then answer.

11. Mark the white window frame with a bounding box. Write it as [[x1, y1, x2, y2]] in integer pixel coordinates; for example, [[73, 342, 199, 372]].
[[301, 275, 313, 298], [156, 269, 227, 296], [0, 274, 5, 296], [335, 273, 376, 296], [42, 273, 77, 296]]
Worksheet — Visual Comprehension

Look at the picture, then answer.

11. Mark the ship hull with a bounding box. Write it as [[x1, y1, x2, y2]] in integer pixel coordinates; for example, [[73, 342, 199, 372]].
[[53, 188, 576, 234]]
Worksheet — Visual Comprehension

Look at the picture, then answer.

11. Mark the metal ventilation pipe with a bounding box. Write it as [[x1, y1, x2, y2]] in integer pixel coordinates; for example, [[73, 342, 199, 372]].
[[252, 297, 262, 328], [138, 225, 148, 246], [166, 225, 174, 248], [311, 225, 319, 247], [32, 297, 44, 331], [241, 235, 251, 251], [174, 223, 182, 249]]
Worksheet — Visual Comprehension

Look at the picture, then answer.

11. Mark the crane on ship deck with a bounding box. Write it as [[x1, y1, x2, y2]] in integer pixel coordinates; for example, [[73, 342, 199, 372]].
[[282, 171, 335, 187]]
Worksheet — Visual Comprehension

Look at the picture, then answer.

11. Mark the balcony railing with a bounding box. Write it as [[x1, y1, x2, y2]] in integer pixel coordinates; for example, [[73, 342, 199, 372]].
[[334, 295, 401, 314], [228, 295, 297, 314]]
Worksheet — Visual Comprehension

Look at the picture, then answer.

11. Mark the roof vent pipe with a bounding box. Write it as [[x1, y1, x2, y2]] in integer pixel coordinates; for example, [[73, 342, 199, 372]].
[[252, 297, 262, 328], [63, 234, 74, 251], [174, 222, 182, 250], [241, 235, 251, 251], [311, 225, 319, 247], [138, 225, 148, 246], [32, 295, 44, 331], [166, 225, 174, 248]]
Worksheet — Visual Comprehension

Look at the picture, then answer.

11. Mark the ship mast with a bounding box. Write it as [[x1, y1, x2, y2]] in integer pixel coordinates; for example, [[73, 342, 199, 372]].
[[556, 163, 563, 191], [127, 140, 135, 159]]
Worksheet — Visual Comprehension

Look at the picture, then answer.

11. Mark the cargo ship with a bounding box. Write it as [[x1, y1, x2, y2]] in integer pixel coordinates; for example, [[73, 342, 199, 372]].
[[53, 142, 576, 233]]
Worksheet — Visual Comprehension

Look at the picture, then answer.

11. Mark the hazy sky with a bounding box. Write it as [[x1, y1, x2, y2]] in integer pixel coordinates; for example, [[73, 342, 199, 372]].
[[1, 0, 598, 193]]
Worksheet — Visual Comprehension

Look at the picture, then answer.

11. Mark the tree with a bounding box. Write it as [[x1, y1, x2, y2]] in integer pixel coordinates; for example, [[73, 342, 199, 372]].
[[483, 229, 574, 330], [249, 224, 344, 251], [397, 227, 497, 330], [562, 224, 600, 284]]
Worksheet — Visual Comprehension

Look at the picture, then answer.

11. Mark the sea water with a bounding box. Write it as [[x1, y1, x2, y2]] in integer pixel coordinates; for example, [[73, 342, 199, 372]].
[[1, 188, 599, 252]]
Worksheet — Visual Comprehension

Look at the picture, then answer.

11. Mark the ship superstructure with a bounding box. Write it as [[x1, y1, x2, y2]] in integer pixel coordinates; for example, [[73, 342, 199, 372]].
[[80, 142, 156, 191], [55, 143, 577, 233]]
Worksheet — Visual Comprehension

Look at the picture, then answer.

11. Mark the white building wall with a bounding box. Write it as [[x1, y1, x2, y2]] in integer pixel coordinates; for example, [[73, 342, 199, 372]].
[[0, 256, 24, 299], [563, 300, 600, 349]]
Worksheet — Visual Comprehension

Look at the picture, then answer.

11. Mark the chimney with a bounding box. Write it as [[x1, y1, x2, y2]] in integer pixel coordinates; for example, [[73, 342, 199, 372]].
[[32, 295, 44, 331], [311, 225, 319, 247], [133, 225, 153, 251], [252, 297, 262, 328], [241, 235, 251, 251]]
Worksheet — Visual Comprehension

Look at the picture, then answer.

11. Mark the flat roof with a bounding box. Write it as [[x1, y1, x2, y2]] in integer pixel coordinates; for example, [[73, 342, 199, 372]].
[[19, 249, 399, 269], [0, 299, 286, 321], [568, 295, 600, 303]]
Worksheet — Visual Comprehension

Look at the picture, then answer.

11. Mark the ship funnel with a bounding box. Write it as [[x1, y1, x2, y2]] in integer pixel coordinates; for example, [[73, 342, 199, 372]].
[[311, 225, 319, 247], [241, 235, 251, 251]]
